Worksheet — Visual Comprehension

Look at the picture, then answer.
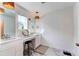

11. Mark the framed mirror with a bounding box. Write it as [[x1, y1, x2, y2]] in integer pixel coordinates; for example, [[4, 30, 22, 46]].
[[17, 15, 29, 36], [0, 7, 17, 38]]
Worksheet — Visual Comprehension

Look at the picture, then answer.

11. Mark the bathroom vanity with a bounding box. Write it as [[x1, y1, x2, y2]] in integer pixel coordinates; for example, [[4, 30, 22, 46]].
[[0, 33, 41, 56], [0, 38, 23, 56], [0, 3, 41, 56]]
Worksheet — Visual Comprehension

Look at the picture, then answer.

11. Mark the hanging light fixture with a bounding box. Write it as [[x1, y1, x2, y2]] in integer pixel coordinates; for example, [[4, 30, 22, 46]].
[[34, 11, 40, 21], [3, 2, 15, 9], [0, 8, 4, 14]]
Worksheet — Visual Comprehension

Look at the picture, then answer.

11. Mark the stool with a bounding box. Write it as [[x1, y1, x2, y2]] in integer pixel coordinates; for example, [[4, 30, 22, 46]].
[[23, 39, 35, 56]]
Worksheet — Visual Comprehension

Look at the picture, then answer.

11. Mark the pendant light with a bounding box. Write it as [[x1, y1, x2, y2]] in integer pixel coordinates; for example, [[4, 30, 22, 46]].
[[34, 11, 40, 21], [35, 11, 40, 19]]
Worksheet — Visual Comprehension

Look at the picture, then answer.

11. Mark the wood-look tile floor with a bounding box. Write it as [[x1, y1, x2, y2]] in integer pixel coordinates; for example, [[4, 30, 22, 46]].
[[32, 48, 57, 56]]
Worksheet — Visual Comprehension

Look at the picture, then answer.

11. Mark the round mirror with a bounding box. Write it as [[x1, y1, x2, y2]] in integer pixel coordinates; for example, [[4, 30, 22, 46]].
[[22, 29, 29, 36]]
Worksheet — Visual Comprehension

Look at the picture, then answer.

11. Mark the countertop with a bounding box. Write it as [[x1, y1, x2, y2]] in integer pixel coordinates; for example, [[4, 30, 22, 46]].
[[0, 33, 40, 45]]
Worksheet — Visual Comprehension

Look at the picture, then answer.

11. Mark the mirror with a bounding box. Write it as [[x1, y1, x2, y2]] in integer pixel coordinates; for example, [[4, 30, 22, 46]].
[[17, 15, 36, 37], [28, 18, 36, 34], [0, 3, 36, 38], [17, 15, 28, 30], [17, 15, 29, 37], [0, 8, 16, 38]]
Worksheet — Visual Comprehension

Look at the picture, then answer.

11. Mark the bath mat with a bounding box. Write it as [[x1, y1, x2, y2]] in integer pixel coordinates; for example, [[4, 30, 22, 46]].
[[35, 45, 49, 55]]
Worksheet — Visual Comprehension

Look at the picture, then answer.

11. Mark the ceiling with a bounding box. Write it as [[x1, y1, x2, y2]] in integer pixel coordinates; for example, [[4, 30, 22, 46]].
[[16, 2, 75, 17]]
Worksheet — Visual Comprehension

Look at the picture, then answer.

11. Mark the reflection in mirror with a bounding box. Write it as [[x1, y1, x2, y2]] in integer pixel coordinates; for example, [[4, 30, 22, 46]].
[[17, 15, 29, 36], [0, 8, 16, 39], [28, 18, 36, 34], [0, 20, 4, 39], [18, 15, 28, 30]]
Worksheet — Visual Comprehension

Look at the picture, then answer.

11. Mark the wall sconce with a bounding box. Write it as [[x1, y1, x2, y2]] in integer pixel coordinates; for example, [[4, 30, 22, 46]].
[[3, 2, 15, 10], [0, 8, 4, 14]]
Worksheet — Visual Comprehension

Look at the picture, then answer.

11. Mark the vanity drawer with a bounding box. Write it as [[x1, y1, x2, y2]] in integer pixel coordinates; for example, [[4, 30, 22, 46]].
[[15, 40, 23, 52], [0, 39, 23, 51], [0, 47, 15, 56], [0, 39, 23, 56], [0, 40, 16, 51], [0, 40, 17, 56]]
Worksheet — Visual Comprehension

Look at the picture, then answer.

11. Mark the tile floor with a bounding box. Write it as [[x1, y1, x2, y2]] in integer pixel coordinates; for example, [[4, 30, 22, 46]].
[[32, 47, 75, 56], [32, 48, 57, 56]]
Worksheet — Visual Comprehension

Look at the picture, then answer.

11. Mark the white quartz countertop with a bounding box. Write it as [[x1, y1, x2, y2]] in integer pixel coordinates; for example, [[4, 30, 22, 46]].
[[0, 37, 21, 45], [0, 33, 39, 45]]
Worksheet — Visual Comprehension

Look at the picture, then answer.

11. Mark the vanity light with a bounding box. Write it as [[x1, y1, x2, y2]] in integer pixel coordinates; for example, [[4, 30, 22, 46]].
[[3, 2, 15, 10], [0, 8, 4, 14], [34, 11, 40, 21]]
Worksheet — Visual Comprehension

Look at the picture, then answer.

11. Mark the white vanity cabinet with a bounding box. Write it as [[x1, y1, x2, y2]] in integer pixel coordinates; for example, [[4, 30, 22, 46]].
[[0, 46, 15, 56], [0, 34, 41, 56], [15, 39, 23, 56], [0, 39, 23, 56], [35, 34, 41, 48]]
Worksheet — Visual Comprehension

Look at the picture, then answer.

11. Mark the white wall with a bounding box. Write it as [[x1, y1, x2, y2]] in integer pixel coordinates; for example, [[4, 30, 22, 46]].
[[40, 6, 74, 52], [15, 3, 30, 17], [73, 2, 79, 55]]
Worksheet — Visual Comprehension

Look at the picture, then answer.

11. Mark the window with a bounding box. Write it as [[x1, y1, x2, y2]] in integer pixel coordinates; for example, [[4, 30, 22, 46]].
[[18, 15, 28, 30]]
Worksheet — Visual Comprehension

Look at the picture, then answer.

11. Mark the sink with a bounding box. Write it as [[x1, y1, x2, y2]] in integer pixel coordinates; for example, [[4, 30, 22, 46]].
[[2, 34, 11, 39]]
